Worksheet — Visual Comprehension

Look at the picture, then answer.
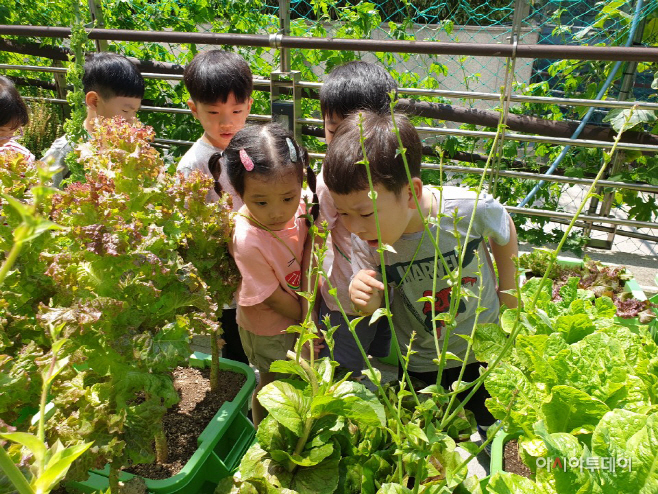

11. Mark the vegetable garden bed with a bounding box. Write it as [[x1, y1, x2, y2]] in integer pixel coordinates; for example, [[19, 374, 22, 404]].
[[520, 250, 656, 327], [67, 353, 256, 494], [474, 273, 658, 493]]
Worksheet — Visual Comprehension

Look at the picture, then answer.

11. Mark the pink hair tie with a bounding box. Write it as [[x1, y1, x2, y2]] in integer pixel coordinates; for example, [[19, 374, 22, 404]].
[[239, 148, 254, 171]]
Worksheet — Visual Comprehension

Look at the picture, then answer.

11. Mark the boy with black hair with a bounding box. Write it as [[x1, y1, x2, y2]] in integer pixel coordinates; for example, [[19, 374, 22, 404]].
[[176, 49, 253, 207], [320, 60, 398, 139], [323, 110, 518, 430], [45, 52, 145, 187], [176, 49, 253, 366], [316, 61, 397, 377]]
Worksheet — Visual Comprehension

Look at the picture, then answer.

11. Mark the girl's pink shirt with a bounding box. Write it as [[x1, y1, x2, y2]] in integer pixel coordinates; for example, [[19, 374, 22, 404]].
[[0, 141, 35, 163], [230, 198, 309, 336]]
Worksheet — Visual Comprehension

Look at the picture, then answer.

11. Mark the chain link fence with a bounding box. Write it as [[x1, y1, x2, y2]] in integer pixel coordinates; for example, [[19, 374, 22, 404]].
[[1, 0, 657, 256]]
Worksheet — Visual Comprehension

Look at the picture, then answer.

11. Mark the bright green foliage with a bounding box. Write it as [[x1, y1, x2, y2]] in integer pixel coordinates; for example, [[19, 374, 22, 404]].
[[0, 117, 238, 484], [20, 98, 64, 160], [0, 153, 60, 424], [476, 277, 658, 493], [223, 356, 391, 494], [36, 117, 237, 476], [62, 0, 92, 184], [518, 251, 656, 321], [488, 411, 658, 494]]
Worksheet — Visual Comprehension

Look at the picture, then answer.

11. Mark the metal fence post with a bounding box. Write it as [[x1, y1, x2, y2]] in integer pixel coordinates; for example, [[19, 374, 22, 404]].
[[87, 0, 109, 51], [584, 17, 646, 249], [278, 0, 291, 72], [270, 71, 301, 141]]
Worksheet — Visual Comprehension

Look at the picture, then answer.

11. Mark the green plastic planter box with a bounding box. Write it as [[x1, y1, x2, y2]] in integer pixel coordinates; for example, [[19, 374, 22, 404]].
[[489, 429, 523, 476], [67, 352, 256, 494]]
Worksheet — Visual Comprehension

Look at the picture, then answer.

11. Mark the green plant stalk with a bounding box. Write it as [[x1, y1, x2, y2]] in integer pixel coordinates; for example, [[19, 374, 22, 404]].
[[396, 392, 404, 485], [109, 464, 120, 494], [289, 354, 318, 467], [62, 0, 89, 183], [154, 428, 168, 464], [210, 326, 220, 392], [298, 226, 322, 367], [0, 447, 34, 494], [435, 215, 464, 382], [321, 275, 402, 429], [450, 391, 514, 479], [389, 102, 500, 386], [429, 211, 443, 365], [389, 104, 450, 271], [0, 234, 25, 285], [440, 254, 485, 430], [356, 113, 419, 406], [432, 122, 507, 392], [36, 344, 61, 473], [412, 453, 424, 494]]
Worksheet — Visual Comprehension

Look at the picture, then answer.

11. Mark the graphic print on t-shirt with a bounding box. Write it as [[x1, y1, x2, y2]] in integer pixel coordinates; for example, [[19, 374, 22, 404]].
[[384, 237, 482, 335], [285, 270, 301, 291]]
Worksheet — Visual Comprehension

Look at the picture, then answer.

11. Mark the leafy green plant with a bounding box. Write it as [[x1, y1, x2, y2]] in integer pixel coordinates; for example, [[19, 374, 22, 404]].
[[20, 98, 63, 160], [0, 117, 238, 492], [0, 321, 93, 494], [33, 117, 237, 490], [221, 350, 390, 494], [0, 152, 61, 425], [475, 278, 658, 493], [476, 106, 658, 493], [519, 250, 657, 321], [0, 153, 90, 494]]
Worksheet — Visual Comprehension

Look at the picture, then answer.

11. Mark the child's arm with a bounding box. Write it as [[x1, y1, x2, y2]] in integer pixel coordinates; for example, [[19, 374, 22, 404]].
[[349, 269, 384, 315], [490, 215, 519, 309], [263, 286, 303, 321]]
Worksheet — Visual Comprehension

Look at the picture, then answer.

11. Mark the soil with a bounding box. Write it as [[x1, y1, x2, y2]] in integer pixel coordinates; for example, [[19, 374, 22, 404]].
[[503, 439, 532, 478], [124, 365, 246, 480]]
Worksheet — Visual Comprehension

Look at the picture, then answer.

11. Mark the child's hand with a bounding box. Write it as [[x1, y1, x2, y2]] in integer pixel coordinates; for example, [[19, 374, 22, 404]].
[[312, 334, 325, 357], [300, 336, 324, 360], [349, 269, 384, 315]]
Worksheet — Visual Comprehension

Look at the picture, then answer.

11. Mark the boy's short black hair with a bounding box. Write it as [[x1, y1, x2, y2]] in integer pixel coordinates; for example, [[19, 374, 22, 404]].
[[323, 111, 422, 196], [184, 50, 253, 105], [320, 61, 398, 119], [0, 76, 29, 129], [82, 53, 145, 100]]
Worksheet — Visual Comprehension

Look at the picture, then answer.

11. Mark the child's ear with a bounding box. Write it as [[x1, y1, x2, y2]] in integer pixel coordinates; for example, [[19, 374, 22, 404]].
[[187, 99, 198, 119], [246, 97, 253, 113], [407, 177, 423, 209], [85, 91, 100, 110]]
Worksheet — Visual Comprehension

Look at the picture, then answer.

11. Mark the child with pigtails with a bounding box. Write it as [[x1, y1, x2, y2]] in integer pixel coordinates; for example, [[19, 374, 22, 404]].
[[208, 123, 317, 427]]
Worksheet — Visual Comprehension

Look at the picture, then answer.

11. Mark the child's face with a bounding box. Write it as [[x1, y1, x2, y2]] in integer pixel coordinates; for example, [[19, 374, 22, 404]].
[[330, 181, 421, 248], [188, 93, 252, 150], [0, 123, 21, 147], [324, 113, 343, 145], [242, 171, 301, 231], [95, 95, 142, 122]]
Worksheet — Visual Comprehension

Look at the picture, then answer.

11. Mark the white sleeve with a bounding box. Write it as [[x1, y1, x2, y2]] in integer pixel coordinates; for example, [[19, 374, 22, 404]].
[[176, 150, 195, 178], [475, 193, 511, 245]]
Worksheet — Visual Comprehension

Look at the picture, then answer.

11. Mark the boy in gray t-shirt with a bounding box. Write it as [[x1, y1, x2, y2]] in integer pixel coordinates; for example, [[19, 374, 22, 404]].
[[322, 110, 518, 428]]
